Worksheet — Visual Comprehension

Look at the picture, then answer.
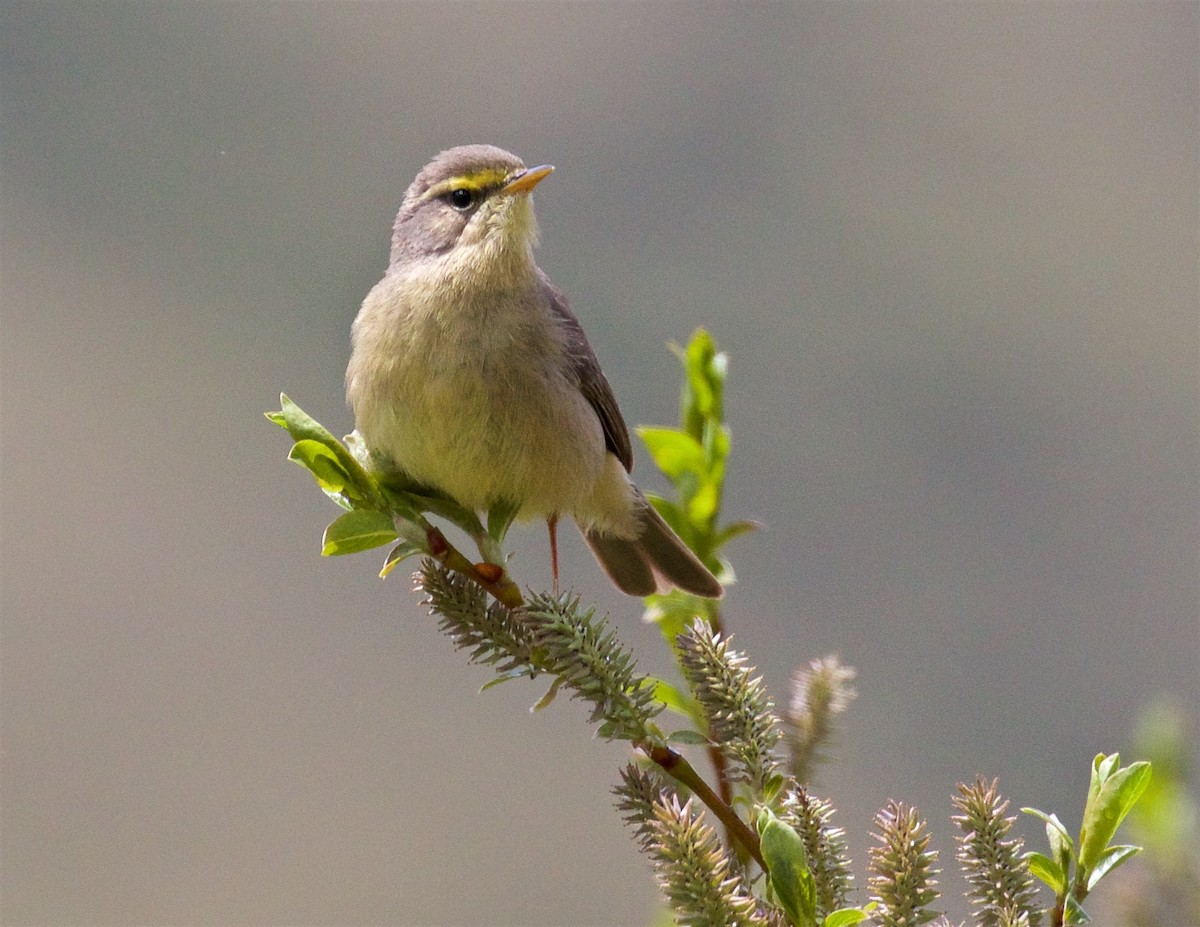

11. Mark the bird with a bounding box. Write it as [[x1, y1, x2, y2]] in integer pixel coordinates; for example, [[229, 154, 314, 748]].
[[345, 144, 722, 599]]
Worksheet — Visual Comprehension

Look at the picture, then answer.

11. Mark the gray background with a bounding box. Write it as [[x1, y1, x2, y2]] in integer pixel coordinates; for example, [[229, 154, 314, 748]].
[[3, 3, 1196, 925]]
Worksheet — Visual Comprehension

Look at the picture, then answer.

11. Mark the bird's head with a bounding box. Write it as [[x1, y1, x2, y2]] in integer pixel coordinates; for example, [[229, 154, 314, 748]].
[[389, 144, 554, 279]]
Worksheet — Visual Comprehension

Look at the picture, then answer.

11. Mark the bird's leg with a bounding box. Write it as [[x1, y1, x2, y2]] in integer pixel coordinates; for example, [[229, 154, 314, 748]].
[[548, 515, 560, 596]]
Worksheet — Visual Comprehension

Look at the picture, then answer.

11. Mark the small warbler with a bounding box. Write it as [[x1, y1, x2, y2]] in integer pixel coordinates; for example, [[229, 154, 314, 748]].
[[346, 144, 722, 598]]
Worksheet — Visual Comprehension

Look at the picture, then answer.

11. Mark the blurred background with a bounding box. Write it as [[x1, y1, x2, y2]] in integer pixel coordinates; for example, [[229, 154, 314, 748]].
[[2, 3, 1196, 924]]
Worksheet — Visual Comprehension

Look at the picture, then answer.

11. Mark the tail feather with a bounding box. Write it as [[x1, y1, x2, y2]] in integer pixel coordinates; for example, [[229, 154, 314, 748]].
[[584, 532, 659, 597], [583, 499, 723, 599], [637, 503, 724, 598]]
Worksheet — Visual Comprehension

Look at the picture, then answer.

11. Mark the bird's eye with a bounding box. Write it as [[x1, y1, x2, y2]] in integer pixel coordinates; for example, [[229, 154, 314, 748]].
[[448, 188, 476, 211]]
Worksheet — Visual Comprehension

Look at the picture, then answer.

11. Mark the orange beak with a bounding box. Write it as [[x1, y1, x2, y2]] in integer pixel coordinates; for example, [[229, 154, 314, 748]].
[[501, 164, 554, 196]]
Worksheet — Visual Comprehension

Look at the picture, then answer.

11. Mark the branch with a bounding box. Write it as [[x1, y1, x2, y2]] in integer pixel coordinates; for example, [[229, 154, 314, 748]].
[[424, 524, 523, 608], [639, 740, 766, 872]]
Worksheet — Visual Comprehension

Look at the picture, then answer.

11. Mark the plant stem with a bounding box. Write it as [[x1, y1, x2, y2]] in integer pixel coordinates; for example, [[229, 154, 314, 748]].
[[640, 741, 766, 872], [700, 598, 736, 845], [425, 525, 525, 607]]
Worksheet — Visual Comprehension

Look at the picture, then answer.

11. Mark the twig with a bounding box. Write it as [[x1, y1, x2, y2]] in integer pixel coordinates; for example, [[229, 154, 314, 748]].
[[425, 525, 524, 608], [639, 740, 766, 872]]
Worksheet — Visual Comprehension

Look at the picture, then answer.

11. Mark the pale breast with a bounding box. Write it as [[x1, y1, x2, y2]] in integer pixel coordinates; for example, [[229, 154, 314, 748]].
[[348, 271, 608, 518]]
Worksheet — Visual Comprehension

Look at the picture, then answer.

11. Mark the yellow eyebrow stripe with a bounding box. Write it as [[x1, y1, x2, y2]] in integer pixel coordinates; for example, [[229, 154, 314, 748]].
[[426, 168, 512, 199]]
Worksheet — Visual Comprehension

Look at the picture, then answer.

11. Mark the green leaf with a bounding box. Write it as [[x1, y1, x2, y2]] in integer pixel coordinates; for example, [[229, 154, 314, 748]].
[[638, 427, 707, 481], [321, 509, 398, 556], [650, 677, 697, 719], [289, 439, 351, 493], [1078, 759, 1151, 874], [761, 773, 788, 805], [758, 806, 818, 927], [1085, 844, 1142, 891], [1063, 894, 1090, 924], [1092, 752, 1120, 790], [712, 518, 761, 550], [487, 497, 521, 543], [530, 676, 564, 712], [681, 328, 723, 428], [665, 729, 710, 746], [272, 393, 340, 445], [395, 488, 484, 537], [379, 540, 424, 577], [704, 421, 731, 472], [272, 396, 383, 506], [1026, 851, 1066, 893], [643, 589, 706, 642], [479, 668, 533, 692], [687, 478, 720, 525], [823, 908, 871, 927], [1023, 807, 1076, 866]]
